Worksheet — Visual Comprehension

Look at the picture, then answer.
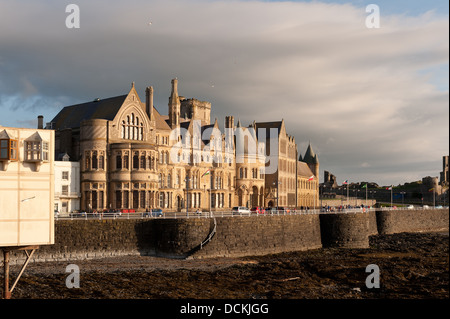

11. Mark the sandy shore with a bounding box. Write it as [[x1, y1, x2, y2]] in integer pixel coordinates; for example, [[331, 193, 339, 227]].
[[6, 232, 449, 299]]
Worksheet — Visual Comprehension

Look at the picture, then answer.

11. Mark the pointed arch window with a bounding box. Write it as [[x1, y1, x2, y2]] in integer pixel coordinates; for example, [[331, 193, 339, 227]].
[[122, 113, 144, 141]]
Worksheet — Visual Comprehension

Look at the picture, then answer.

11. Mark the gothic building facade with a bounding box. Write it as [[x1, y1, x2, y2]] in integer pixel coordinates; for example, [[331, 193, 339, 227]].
[[47, 79, 319, 212]]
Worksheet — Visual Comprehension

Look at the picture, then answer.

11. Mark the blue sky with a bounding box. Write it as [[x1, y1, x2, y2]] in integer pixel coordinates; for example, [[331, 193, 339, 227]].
[[267, 0, 449, 16], [0, 0, 448, 186]]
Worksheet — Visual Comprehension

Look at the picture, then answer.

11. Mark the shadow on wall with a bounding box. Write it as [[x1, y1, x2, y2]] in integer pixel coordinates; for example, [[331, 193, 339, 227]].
[[134, 220, 157, 256]]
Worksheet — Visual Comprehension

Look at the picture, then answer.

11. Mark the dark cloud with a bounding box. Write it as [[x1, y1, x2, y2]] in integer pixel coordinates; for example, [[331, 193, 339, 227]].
[[0, 0, 448, 185]]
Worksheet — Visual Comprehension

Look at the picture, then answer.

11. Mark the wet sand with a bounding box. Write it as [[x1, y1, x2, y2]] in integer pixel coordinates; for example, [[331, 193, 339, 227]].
[[8, 232, 449, 299]]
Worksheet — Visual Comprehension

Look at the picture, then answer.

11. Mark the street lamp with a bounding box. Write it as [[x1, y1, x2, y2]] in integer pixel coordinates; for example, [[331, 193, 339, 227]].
[[273, 180, 281, 212], [185, 177, 191, 215], [400, 191, 406, 205]]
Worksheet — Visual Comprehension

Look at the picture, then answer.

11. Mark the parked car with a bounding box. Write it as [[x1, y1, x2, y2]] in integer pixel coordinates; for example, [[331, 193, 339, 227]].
[[69, 211, 88, 218], [102, 209, 122, 217], [407, 205, 414, 210], [251, 206, 265, 214], [232, 206, 251, 215], [150, 208, 163, 217], [267, 207, 289, 214]]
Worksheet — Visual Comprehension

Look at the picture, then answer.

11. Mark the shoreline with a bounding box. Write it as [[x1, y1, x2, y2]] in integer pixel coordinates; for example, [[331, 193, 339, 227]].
[[6, 231, 449, 299]]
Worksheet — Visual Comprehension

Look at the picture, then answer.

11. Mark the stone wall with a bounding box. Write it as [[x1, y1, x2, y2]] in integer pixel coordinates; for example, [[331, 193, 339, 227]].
[[33, 219, 156, 263], [376, 209, 449, 235], [3, 209, 448, 264], [187, 214, 322, 259]]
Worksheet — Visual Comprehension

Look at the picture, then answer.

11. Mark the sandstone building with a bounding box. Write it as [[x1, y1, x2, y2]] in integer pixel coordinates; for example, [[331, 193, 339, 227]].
[[46, 79, 319, 212]]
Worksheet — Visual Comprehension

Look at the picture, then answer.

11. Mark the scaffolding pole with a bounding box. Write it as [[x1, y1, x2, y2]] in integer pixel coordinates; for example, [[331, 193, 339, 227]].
[[1, 245, 39, 299]]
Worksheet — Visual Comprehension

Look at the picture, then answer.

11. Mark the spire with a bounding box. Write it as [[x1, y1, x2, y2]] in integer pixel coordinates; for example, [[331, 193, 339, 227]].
[[303, 142, 317, 164]]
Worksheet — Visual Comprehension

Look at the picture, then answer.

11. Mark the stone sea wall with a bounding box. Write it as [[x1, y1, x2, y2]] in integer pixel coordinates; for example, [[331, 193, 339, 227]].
[[3, 209, 448, 264]]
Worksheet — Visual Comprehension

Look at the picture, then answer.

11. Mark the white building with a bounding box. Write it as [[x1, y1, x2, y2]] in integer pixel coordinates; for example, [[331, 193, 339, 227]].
[[54, 155, 80, 215], [0, 126, 55, 247]]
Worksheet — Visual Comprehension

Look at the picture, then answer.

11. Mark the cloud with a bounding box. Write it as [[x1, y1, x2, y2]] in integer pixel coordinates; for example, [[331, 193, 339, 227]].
[[0, 0, 448, 186]]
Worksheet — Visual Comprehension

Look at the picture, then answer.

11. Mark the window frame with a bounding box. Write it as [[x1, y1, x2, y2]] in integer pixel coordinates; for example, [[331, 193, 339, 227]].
[[0, 138, 18, 161]]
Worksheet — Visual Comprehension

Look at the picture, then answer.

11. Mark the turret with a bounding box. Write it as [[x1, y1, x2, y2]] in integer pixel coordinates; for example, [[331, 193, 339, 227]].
[[302, 142, 319, 178]]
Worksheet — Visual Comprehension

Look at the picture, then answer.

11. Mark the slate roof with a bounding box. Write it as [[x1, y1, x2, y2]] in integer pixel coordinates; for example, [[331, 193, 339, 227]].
[[297, 162, 315, 178], [50, 95, 128, 130], [302, 143, 318, 164]]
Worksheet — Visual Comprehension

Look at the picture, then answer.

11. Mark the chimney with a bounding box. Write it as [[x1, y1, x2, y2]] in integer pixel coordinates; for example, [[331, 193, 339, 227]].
[[37, 115, 44, 129], [146, 86, 154, 121], [168, 78, 180, 127]]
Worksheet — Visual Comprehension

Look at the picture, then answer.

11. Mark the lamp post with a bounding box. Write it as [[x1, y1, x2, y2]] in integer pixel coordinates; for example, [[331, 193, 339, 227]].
[[203, 184, 206, 212], [400, 191, 406, 205], [273, 180, 281, 212], [185, 176, 190, 216]]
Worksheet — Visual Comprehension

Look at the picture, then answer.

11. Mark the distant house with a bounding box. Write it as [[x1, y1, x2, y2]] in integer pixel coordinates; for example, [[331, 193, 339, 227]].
[[54, 155, 80, 214]]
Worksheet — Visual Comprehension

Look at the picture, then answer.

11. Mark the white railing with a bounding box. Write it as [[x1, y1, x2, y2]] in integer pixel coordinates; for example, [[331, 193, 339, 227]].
[[54, 206, 447, 220]]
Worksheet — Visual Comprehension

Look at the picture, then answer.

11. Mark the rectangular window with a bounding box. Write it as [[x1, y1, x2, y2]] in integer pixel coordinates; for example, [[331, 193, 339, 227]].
[[42, 142, 49, 161], [140, 190, 146, 208], [99, 156, 104, 169], [9, 140, 18, 160], [133, 155, 139, 170], [62, 171, 69, 180], [0, 139, 9, 159], [116, 191, 122, 208], [123, 191, 129, 208], [25, 141, 41, 161], [62, 185, 69, 195], [23, 140, 49, 162], [116, 155, 122, 169]]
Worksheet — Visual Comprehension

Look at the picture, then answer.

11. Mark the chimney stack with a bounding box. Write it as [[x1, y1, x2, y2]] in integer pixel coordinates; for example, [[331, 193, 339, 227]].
[[37, 115, 44, 129], [146, 86, 154, 121]]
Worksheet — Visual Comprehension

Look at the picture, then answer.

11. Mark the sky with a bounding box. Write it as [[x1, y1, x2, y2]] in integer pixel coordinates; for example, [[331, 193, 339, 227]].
[[0, 0, 448, 186]]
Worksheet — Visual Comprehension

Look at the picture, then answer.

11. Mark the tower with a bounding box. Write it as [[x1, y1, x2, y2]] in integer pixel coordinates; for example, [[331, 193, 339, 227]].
[[168, 78, 180, 128]]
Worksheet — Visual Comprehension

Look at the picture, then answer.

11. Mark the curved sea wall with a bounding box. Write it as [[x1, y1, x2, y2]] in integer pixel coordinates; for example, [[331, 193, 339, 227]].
[[319, 212, 371, 249]]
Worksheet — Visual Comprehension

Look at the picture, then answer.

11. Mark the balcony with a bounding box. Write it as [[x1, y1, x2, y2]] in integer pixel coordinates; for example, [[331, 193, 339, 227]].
[[55, 192, 81, 199]]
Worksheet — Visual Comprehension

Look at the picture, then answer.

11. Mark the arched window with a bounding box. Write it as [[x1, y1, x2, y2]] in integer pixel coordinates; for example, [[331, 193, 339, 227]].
[[122, 113, 144, 141], [126, 116, 130, 139]]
